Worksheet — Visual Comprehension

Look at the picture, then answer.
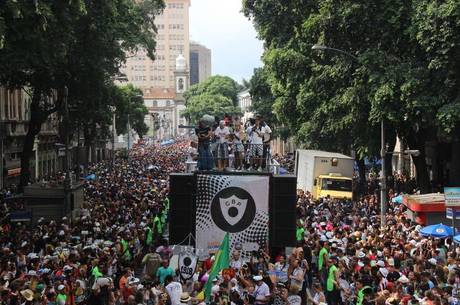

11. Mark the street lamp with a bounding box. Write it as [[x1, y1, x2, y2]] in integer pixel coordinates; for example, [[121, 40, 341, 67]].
[[109, 106, 116, 170], [127, 94, 143, 154], [311, 44, 387, 228]]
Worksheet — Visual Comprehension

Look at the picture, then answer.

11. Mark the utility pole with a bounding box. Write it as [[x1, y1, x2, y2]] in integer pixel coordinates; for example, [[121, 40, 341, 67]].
[[63, 87, 71, 216], [380, 119, 387, 228], [0, 123, 4, 190], [110, 106, 116, 171]]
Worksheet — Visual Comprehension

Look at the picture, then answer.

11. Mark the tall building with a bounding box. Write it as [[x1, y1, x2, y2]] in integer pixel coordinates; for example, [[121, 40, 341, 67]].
[[238, 89, 253, 124], [144, 55, 189, 139], [120, 0, 191, 92], [190, 41, 212, 85]]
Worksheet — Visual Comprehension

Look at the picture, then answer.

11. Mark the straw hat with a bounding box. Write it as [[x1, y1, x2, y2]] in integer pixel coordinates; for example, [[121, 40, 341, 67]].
[[20, 289, 34, 301]]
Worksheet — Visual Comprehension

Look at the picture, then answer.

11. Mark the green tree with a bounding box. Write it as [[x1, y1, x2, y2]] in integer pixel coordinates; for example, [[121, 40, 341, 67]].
[[244, 0, 460, 191], [0, 0, 163, 187], [248, 67, 278, 128], [182, 75, 242, 123], [116, 84, 149, 138]]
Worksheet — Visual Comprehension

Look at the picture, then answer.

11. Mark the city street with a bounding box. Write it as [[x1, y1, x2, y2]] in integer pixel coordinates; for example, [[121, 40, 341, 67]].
[[1, 1, 460, 305]]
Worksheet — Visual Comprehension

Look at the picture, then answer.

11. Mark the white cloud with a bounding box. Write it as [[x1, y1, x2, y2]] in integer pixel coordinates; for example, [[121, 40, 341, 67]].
[[190, 0, 264, 82]]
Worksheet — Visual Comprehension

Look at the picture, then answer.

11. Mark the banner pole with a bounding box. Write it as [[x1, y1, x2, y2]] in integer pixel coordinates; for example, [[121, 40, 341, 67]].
[[453, 208, 456, 236]]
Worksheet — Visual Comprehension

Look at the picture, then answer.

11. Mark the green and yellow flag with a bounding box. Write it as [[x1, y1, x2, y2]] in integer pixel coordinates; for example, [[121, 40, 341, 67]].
[[204, 233, 230, 301]]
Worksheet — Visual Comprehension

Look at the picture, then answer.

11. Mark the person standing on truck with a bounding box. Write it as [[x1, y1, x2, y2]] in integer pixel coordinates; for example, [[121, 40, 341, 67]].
[[195, 120, 213, 170], [214, 120, 230, 171], [247, 116, 270, 171], [257, 115, 272, 170]]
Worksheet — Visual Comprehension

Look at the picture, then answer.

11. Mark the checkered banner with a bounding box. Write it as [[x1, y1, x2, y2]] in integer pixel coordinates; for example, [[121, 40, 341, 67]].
[[196, 175, 269, 257]]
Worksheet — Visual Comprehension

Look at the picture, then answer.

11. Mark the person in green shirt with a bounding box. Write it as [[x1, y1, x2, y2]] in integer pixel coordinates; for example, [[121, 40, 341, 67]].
[[156, 259, 175, 284], [355, 278, 373, 305], [317, 241, 329, 288], [325, 256, 340, 305], [56, 284, 67, 305]]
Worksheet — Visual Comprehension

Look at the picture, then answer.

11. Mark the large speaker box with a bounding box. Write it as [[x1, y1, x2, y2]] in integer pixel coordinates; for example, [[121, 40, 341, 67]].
[[169, 173, 196, 245], [270, 175, 297, 248]]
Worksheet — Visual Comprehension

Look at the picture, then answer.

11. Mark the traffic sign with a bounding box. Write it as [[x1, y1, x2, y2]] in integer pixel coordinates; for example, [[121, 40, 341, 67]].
[[445, 187, 460, 207], [446, 208, 460, 220]]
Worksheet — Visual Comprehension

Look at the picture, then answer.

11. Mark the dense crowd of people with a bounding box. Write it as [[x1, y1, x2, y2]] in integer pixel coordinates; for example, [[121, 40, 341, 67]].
[[0, 140, 458, 305]]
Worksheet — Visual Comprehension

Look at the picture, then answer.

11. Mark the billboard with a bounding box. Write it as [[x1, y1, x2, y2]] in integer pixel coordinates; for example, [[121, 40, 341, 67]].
[[195, 174, 269, 257]]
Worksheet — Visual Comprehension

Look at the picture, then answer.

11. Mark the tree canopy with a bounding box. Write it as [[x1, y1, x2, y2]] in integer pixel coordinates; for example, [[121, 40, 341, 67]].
[[243, 0, 460, 190], [0, 0, 164, 186], [182, 75, 242, 123]]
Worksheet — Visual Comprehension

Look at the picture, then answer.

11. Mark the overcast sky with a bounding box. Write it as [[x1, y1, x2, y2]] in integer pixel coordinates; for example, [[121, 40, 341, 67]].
[[189, 0, 264, 83]]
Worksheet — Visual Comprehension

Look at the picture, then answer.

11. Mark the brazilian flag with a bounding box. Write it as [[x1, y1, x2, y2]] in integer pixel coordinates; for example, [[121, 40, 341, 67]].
[[204, 233, 230, 301]]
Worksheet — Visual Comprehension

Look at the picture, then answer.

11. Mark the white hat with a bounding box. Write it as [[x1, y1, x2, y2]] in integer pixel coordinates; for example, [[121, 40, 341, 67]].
[[320, 222, 326, 226], [21, 241, 28, 248], [28, 253, 39, 259], [428, 258, 437, 266], [320, 235, 328, 242], [27, 270, 37, 276], [398, 275, 410, 283], [387, 258, 395, 266], [415, 225, 422, 232], [377, 251, 383, 257], [58, 284, 65, 291], [253, 275, 263, 281], [377, 260, 385, 267], [409, 240, 417, 246], [58, 230, 65, 236], [325, 232, 333, 239], [379, 268, 388, 278], [358, 261, 364, 267], [63, 265, 73, 272], [128, 277, 140, 285], [358, 251, 366, 258]]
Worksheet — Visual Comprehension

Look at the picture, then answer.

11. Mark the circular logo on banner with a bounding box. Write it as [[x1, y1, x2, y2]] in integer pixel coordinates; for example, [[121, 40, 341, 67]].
[[178, 251, 197, 281], [211, 187, 256, 233]]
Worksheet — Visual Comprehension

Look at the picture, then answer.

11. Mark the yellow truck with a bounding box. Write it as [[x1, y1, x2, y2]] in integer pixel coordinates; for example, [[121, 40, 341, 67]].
[[295, 150, 354, 200]]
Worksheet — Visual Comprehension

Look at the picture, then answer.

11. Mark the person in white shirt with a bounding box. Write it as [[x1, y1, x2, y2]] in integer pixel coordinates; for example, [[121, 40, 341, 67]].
[[246, 116, 270, 170], [165, 275, 183, 305], [214, 120, 230, 171], [230, 250, 243, 270], [252, 275, 271, 305]]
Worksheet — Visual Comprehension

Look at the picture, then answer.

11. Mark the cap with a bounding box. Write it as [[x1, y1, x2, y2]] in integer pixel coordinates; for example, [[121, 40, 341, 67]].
[[57, 284, 65, 291], [387, 258, 395, 266], [377, 260, 385, 267], [428, 258, 437, 266], [253, 275, 263, 281]]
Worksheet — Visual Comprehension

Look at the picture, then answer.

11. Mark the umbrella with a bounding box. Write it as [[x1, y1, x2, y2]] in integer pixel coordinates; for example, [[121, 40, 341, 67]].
[[85, 174, 96, 181], [453, 234, 460, 244], [420, 223, 453, 238], [391, 195, 404, 204]]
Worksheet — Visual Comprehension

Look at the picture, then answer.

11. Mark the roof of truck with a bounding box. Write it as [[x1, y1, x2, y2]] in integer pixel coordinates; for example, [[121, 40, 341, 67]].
[[297, 150, 353, 160]]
